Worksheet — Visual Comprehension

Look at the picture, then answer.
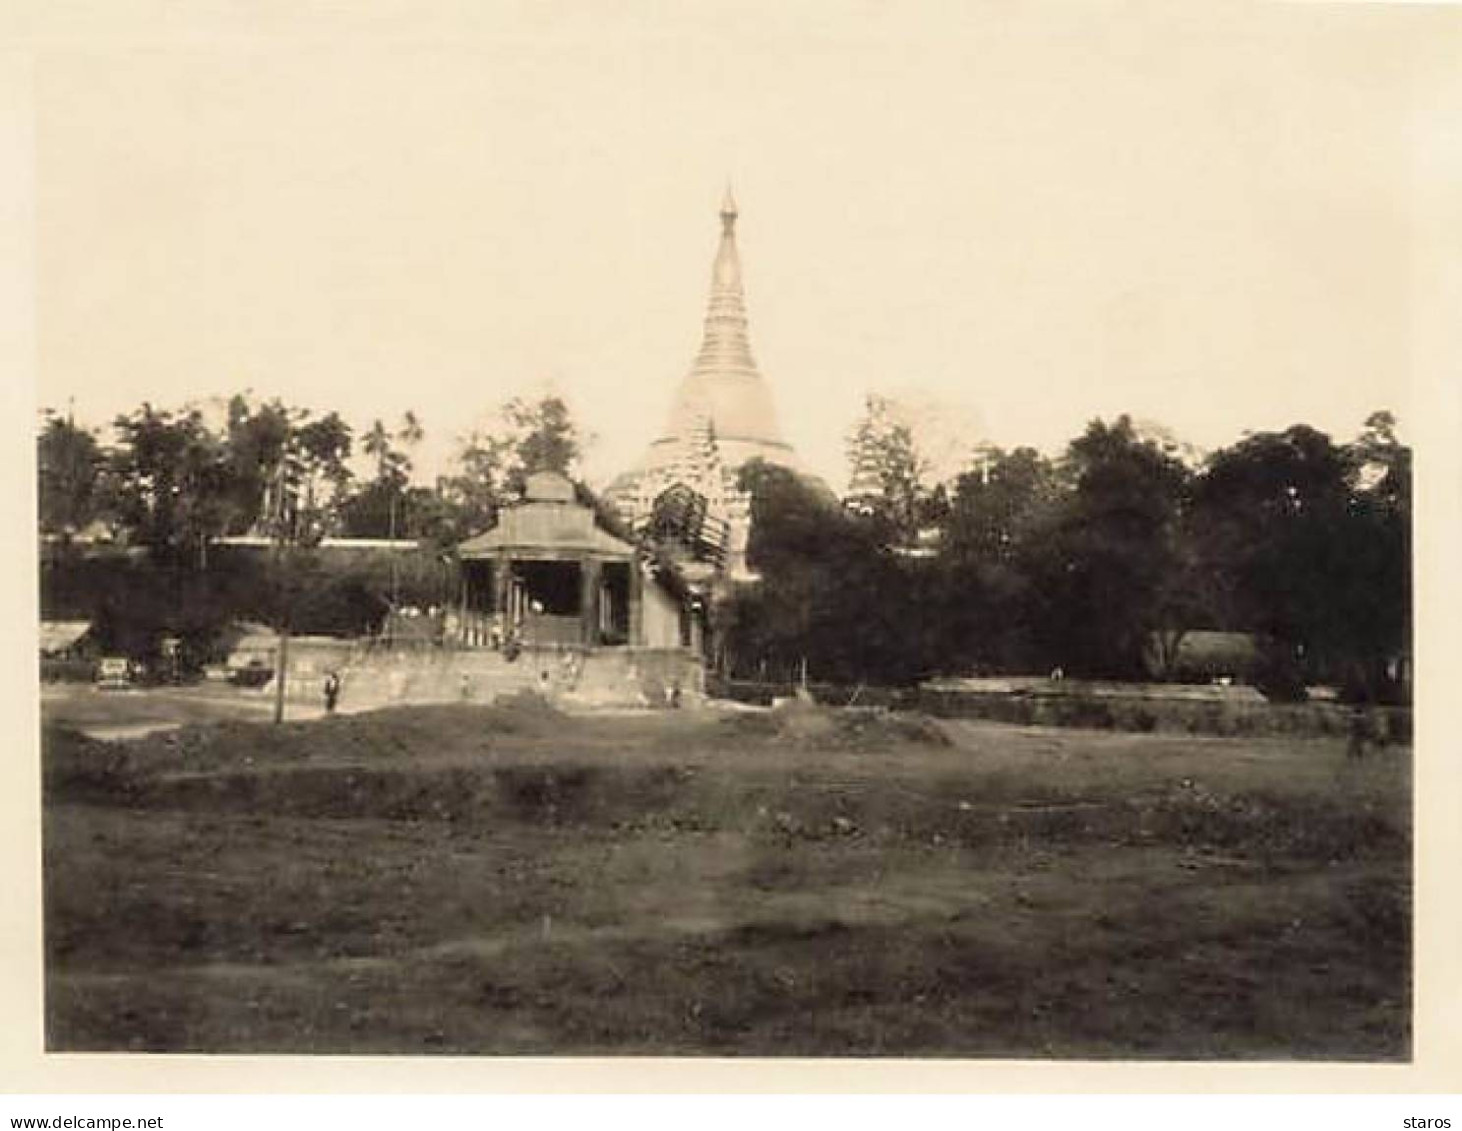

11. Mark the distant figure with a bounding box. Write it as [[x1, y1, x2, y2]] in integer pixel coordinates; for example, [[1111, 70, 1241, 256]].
[[1347, 705, 1370, 760], [1050, 667, 1065, 682], [323, 670, 341, 715]]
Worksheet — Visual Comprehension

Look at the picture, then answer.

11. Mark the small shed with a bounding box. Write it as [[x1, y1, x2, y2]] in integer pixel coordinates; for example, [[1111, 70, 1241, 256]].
[[1145, 630, 1259, 682], [40, 620, 94, 658], [224, 624, 356, 687], [40, 619, 98, 681]]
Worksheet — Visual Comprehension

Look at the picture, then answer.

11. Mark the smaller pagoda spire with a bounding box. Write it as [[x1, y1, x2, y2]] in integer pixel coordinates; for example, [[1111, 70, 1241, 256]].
[[720, 182, 738, 232]]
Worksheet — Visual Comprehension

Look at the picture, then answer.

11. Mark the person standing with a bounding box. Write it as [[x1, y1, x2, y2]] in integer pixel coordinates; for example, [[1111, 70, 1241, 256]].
[[323, 670, 341, 715], [1347, 704, 1370, 760]]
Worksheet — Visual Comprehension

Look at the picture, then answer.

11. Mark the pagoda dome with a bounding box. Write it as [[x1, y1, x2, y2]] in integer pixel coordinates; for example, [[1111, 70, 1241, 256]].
[[646, 187, 796, 474]]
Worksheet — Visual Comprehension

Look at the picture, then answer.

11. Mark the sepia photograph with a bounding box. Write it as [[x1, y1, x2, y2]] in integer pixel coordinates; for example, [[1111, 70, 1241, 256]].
[[12, 0, 1462, 1084]]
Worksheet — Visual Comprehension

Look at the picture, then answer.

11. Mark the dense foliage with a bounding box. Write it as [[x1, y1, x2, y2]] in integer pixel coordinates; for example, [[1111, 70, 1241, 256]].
[[38, 393, 583, 659], [720, 412, 1410, 702]]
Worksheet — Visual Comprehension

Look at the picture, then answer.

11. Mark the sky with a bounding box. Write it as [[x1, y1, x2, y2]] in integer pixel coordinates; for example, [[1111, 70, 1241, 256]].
[[19, 1, 1462, 488]]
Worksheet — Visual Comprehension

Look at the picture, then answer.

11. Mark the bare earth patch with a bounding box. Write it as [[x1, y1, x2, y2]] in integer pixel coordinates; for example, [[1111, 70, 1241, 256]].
[[42, 701, 1410, 1057]]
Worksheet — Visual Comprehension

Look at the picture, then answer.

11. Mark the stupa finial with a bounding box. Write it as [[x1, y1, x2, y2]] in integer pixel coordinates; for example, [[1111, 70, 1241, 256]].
[[720, 181, 738, 231]]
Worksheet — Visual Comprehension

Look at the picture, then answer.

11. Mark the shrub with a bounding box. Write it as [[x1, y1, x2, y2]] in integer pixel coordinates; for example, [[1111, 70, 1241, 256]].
[[1252, 645, 1308, 703]]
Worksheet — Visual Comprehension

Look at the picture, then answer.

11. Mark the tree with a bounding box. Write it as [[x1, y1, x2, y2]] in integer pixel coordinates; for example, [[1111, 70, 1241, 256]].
[[37, 412, 106, 538], [945, 446, 1060, 563], [1349, 410, 1410, 515], [932, 446, 1061, 673], [1341, 411, 1411, 700], [1188, 416, 1411, 700], [501, 394, 584, 492], [428, 394, 589, 545], [1020, 416, 1194, 678], [433, 431, 513, 545], [340, 413, 418, 539], [1192, 425, 1352, 677], [844, 394, 934, 546], [726, 459, 929, 685], [390, 411, 426, 537], [223, 395, 290, 534], [397, 409, 425, 452], [292, 411, 355, 535], [222, 396, 353, 540], [361, 418, 407, 486], [110, 404, 236, 568]]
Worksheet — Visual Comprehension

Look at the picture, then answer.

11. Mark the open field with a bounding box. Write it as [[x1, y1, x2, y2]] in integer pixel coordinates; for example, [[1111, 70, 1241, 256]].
[[41, 699, 1410, 1057], [42, 682, 324, 740]]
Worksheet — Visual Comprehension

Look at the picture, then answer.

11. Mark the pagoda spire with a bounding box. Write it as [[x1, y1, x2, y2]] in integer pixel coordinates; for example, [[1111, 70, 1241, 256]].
[[607, 186, 806, 579], [646, 187, 794, 472], [696, 184, 757, 386]]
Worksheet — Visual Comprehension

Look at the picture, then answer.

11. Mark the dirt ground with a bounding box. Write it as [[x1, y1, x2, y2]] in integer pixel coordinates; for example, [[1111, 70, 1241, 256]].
[[41, 697, 1410, 1058], [42, 682, 325, 739]]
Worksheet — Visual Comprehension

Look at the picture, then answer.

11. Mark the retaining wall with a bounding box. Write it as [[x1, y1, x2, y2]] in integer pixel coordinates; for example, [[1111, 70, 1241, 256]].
[[913, 688, 1412, 743], [269, 643, 705, 712], [708, 678, 1412, 743]]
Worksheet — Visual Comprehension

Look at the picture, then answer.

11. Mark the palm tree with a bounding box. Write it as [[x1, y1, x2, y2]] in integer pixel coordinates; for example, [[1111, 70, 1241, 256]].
[[363, 418, 392, 482], [397, 410, 424, 452]]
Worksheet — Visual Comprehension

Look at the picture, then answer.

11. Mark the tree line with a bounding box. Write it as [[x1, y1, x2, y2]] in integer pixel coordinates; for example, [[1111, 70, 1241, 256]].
[[37, 392, 585, 664], [38, 391, 1410, 703], [38, 392, 584, 557], [723, 411, 1409, 703]]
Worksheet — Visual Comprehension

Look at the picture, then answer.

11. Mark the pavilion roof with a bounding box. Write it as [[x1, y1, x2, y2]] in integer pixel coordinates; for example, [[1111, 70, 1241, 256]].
[[457, 472, 637, 560]]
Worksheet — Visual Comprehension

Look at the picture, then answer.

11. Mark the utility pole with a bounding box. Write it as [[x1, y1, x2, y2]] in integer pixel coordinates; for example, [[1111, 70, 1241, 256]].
[[272, 457, 289, 725], [387, 491, 399, 648]]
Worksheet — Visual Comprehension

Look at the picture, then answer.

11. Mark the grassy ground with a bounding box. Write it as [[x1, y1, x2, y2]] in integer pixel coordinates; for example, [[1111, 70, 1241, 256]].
[[41, 699, 1410, 1057]]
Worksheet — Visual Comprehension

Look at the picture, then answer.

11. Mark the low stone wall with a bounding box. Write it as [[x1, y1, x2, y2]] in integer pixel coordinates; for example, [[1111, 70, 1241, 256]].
[[708, 678, 908, 710], [923, 676, 1268, 704], [913, 688, 1411, 743], [275, 644, 706, 713], [707, 678, 1411, 743]]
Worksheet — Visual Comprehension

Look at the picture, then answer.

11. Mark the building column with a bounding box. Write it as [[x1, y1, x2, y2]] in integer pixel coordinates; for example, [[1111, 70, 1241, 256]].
[[494, 554, 513, 647], [458, 566, 469, 646], [493, 555, 509, 618], [628, 558, 644, 647], [580, 558, 602, 647]]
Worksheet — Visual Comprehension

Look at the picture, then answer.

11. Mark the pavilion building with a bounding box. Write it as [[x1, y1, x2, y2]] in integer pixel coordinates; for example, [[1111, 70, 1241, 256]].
[[453, 470, 696, 653], [251, 470, 704, 714]]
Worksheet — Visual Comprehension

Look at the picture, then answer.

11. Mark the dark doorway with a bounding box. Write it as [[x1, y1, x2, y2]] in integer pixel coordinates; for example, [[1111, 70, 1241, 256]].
[[600, 562, 631, 645], [462, 560, 495, 613], [515, 560, 581, 615], [512, 560, 584, 647]]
